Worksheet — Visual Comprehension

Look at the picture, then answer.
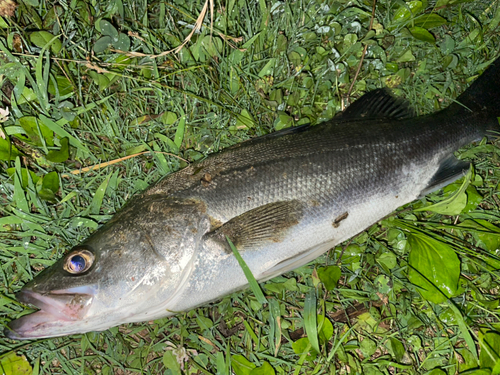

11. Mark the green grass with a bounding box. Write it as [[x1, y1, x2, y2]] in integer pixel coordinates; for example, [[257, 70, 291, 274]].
[[1, 0, 500, 373]]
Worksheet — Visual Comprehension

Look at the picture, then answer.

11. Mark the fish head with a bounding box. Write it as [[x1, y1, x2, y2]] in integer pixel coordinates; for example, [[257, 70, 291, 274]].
[[5, 196, 209, 339]]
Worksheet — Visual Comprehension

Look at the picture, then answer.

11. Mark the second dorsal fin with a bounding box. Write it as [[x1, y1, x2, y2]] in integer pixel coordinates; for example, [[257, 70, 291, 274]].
[[340, 88, 415, 120]]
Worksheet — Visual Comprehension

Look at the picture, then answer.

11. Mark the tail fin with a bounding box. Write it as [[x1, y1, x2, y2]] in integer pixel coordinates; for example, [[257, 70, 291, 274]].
[[447, 56, 500, 132]]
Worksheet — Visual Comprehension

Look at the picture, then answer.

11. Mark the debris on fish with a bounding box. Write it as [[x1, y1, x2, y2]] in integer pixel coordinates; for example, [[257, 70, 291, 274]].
[[5, 56, 500, 339]]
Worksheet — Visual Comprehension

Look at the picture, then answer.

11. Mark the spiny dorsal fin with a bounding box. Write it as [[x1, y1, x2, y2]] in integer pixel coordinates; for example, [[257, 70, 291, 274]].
[[204, 200, 303, 252], [340, 88, 415, 120], [419, 155, 470, 197]]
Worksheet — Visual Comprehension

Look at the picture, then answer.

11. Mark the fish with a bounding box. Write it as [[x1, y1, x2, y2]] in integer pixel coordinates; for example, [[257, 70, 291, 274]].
[[5, 56, 500, 340]]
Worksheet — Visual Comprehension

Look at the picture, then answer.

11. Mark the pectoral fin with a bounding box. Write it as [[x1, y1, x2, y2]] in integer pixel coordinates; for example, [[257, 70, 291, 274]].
[[420, 155, 470, 197], [204, 200, 303, 252]]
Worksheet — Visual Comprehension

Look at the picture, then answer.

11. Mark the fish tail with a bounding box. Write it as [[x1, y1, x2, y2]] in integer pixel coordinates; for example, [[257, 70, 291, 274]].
[[447, 56, 500, 135]]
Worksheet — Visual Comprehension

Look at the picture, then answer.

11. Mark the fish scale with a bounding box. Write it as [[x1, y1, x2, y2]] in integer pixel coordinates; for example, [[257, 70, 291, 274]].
[[5, 57, 500, 339]]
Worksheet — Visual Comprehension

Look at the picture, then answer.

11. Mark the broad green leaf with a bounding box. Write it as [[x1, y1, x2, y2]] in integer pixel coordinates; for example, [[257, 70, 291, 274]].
[[457, 348, 479, 371], [196, 315, 213, 330], [19, 116, 54, 147], [413, 14, 447, 29], [43, 6, 61, 28], [317, 315, 333, 344], [374, 275, 392, 294], [38, 187, 56, 202], [69, 217, 98, 230], [162, 351, 181, 375], [236, 109, 255, 129], [93, 36, 113, 53], [489, 5, 500, 31], [360, 338, 377, 357], [250, 362, 275, 375], [114, 33, 130, 51], [442, 183, 482, 213], [464, 185, 483, 211], [30, 31, 62, 54], [274, 113, 293, 131], [0, 16, 8, 28], [276, 34, 287, 54], [395, 49, 415, 63], [479, 331, 500, 371], [99, 20, 119, 39], [231, 355, 256, 375], [6, 168, 40, 188], [229, 33, 260, 65], [46, 137, 70, 163], [386, 337, 405, 362], [16, 87, 37, 105], [392, 1, 423, 23], [0, 352, 32, 375], [162, 111, 178, 125], [407, 233, 460, 304], [216, 352, 228, 375], [459, 219, 500, 254], [304, 289, 320, 354], [88, 71, 111, 90], [376, 251, 397, 270], [258, 58, 276, 77], [227, 237, 267, 306], [317, 265, 341, 290], [41, 171, 59, 194], [291, 337, 317, 360], [410, 27, 435, 43], [425, 370, 446, 375], [201, 35, 223, 57], [416, 168, 471, 215], [48, 76, 74, 97], [0, 138, 20, 160]]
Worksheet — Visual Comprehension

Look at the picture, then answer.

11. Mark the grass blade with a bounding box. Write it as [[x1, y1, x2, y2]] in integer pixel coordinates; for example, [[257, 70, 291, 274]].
[[447, 300, 478, 359], [304, 288, 320, 354], [226, 236, 267, 306]]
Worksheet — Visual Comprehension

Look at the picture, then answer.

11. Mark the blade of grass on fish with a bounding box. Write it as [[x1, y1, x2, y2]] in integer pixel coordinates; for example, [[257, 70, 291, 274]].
[[446, 301, 478, 359], [304, 288, 320, 354], [226, 236, 267, 306]]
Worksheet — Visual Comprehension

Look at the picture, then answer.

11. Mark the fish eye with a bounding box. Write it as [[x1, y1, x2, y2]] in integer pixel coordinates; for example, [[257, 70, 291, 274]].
[[64, 249, 94, 274]]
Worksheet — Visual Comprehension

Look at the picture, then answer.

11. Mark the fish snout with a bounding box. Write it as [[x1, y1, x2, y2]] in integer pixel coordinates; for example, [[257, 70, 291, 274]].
[[4, 289, 94, 340]]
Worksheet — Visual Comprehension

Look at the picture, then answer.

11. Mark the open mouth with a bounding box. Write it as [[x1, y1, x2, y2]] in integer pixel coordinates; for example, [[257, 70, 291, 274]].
[[4, 289, 93, 340]]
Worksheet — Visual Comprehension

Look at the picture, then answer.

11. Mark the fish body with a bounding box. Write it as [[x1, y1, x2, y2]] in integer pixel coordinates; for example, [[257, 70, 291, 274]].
[[5, 56, 500, 339]]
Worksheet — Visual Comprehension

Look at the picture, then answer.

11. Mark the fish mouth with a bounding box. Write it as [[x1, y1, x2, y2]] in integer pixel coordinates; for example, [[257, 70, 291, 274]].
[[4, 288, 94, 340]]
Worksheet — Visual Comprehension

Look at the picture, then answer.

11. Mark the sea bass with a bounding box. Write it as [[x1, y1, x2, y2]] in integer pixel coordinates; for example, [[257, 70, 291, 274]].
[[5, 56, 500, 340]]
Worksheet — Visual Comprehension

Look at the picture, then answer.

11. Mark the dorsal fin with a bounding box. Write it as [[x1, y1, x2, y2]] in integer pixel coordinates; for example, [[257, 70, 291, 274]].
[[340, 88, 415, 120], [204, 200, 303, 253]]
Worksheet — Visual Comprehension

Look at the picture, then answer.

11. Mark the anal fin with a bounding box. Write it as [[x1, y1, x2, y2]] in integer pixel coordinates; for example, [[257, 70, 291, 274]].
[[204, 200, 303, 252], [420, 155, 471, 197]]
